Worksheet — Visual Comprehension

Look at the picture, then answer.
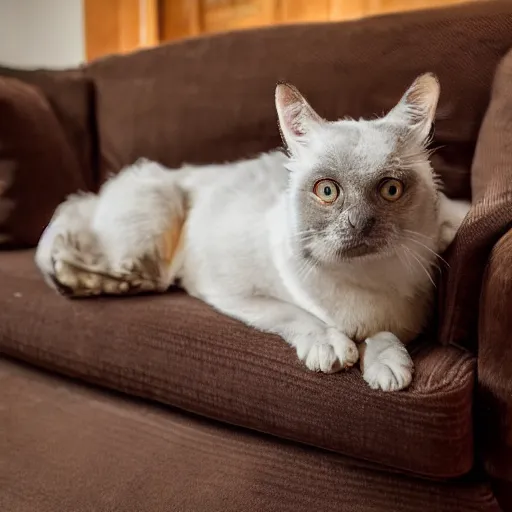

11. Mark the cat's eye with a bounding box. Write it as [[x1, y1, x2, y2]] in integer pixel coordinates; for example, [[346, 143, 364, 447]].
[[313, 179, 339, 203], [379, 179, 404, 202]]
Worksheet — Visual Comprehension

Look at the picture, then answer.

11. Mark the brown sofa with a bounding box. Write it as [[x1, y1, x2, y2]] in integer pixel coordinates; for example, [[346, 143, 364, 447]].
[[1, 1, 512, 510]]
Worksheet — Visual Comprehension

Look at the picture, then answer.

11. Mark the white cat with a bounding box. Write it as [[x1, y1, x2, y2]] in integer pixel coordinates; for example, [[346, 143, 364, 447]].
[[36, 73, 469, 391]]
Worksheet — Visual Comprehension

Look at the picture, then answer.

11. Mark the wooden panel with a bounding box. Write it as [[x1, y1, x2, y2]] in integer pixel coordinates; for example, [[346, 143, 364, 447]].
[[366, 0, 475, 15], [279, 0, 330, 22], [118, 0, 141, 52], [202, 0, 278, 34], [160, 0, 202, 42], [84, 0, 159, 61], [88, 0, 482, 56], [329, 0, 367, 20], [140, 0, 160, 46], [85, 0, 123, 61]]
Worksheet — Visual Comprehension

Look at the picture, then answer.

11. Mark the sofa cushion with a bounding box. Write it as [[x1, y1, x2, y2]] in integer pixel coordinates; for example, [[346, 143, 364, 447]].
[[0, 66, 95, 190], [86, 0, 512, 197], [0, 250, 475, 478], [0, 77, 86, 247], [1, 358, 499, 512]]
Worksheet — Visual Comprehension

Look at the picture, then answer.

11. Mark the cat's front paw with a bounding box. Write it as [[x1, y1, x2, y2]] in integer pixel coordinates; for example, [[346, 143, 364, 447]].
[[297, 328, 359, 373], [361, 332, 413, 392]]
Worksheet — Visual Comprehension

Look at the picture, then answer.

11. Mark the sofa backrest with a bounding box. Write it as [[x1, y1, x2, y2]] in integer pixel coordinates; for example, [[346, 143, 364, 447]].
[[85, 0, 512, 200], [0, 66, 96, 190]]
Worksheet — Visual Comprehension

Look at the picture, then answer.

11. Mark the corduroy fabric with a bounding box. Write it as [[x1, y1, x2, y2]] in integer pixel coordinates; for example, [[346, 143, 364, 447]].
[[0, 77, 86, 247], [478, 229, 512, 484], [439, 48, 512, 351], [0, 65, 95, 189], [0, 358, 499, 512], [0, 250, 475, 478]]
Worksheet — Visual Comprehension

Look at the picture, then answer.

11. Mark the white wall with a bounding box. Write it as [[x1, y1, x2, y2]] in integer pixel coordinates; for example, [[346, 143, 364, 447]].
[[0, 0, 85, 69]]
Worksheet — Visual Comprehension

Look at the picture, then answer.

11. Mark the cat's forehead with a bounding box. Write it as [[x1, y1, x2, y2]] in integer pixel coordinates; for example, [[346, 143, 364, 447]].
[[315, 119, 402, 175]]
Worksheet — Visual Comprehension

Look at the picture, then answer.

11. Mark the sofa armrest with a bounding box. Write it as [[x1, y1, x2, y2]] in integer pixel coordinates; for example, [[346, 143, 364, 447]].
[[439, 47, 512, 351], [478, 228, 512, 482]]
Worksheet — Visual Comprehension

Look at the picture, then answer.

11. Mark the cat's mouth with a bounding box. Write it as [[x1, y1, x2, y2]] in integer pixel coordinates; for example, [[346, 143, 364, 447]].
[[301, 236, 390, 264], [335, 239, 386, 260]]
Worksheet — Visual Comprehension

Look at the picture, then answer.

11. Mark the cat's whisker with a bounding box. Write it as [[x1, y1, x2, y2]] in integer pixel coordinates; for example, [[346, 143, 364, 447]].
[[303, 263, 318, 282], [291, 230, 317, 243], [397, 246, 413, 275], [295, 234, 316, 242], [403, 229, 433, 240], [293, 229, 315, 237], [404, 235, 449, 268], [401, 245, 419, 276], [402, 246, 436, 288], [296, 257, 318, 282], [408, 245, 442, 274]]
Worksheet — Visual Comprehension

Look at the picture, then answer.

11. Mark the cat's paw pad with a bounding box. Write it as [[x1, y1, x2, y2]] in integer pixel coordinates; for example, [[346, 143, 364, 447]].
[[362, 332, 413, 392], [303, 329, 358, 373], [52, 258, 132, 298]]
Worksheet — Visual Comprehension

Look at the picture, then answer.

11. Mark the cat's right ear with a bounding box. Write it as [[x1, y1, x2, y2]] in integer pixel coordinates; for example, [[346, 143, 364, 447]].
[[385, 73, 440, 143], [275, 82, 324, 155]]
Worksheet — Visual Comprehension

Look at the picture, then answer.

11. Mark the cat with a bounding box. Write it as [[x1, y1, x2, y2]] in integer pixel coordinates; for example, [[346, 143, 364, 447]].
[[36, 73, 470, 392]]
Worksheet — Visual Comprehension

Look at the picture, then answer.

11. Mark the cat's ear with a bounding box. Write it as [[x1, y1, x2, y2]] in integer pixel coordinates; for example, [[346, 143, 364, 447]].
[[275, 82, 324, 154], [386, 73, 440, 142]]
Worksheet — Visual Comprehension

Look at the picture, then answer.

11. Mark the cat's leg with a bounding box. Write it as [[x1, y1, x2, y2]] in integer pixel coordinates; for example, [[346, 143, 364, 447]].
[[358, 332, 414, 391], [92, 160, 186, 293], [211, 296, 359, 373], [36, 160, 186, 297]]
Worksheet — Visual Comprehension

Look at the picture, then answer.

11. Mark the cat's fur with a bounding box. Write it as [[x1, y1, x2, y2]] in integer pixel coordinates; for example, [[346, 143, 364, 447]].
[[36, 73, 470, 391]]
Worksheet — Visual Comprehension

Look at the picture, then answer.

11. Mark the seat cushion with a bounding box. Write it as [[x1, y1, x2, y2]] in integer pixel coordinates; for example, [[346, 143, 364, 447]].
[[1, 358, 499, 512], [0, 77, 86, 247], [0, 360, 499, 512], [0, 251, 475, 478]]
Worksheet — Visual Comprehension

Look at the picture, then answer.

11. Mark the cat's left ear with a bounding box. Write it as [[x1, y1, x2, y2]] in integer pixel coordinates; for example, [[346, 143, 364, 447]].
[[275, 82, 325, 155], [386, 73, 440, 143]]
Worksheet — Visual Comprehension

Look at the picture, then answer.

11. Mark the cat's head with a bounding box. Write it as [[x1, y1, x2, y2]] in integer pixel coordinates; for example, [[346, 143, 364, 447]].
[[276, 73, 442, 265]]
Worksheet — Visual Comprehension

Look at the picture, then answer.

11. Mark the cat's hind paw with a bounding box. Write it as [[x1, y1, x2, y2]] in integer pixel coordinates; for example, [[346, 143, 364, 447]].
[[52, 258, 136, 297], [361, 332, 413, 392], [40, 231, 156, 298]]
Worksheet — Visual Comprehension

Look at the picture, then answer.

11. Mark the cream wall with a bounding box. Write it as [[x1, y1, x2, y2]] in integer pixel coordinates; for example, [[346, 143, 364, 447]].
[[0, 0, 85, 69]]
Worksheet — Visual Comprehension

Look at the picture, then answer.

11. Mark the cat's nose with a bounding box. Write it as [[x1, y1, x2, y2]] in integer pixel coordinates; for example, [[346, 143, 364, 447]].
[[348, 211, 376, 236]]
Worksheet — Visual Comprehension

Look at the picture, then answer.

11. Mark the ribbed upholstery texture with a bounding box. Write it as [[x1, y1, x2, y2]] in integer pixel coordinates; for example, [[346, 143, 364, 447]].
[[0, 250, 475, 478], [0, 66, 95, 189], [0, 77, 85, 247], [0, 358, 499, 512]]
